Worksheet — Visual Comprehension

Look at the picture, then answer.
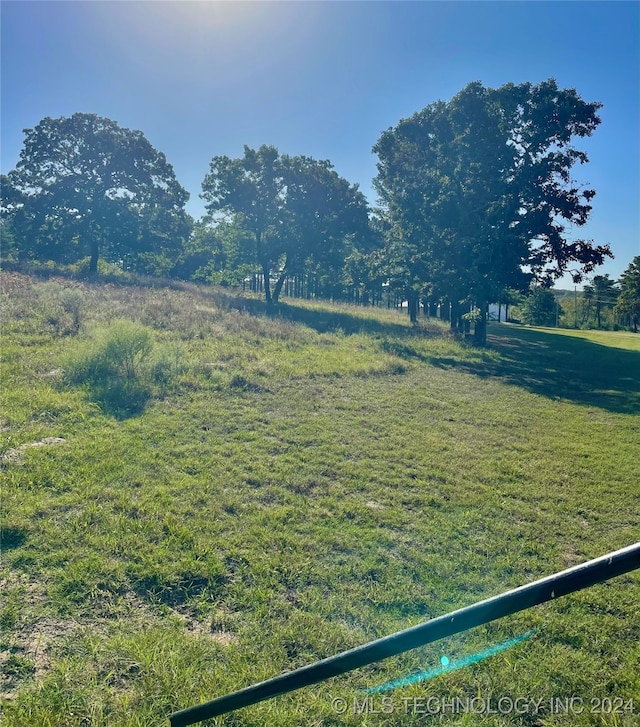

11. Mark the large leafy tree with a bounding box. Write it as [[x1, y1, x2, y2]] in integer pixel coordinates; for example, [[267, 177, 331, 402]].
[[614, 257, 640, 332], [276, 154, 371, 302], [373, 100, 451, 322], [201, 145, 283, 303], [374, 79, 612, 342], [4, 113, 191, 274], [168, 219, 225, 282], [200, 145, 370, 305]]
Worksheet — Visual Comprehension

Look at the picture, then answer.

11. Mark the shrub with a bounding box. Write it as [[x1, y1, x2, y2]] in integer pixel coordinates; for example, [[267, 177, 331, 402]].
[[64, 320, 154, 416], [100, 321, 153, 379], [27, 281, 89, 335], [59, 288, 86, 333], [70, 257, 123, 278]]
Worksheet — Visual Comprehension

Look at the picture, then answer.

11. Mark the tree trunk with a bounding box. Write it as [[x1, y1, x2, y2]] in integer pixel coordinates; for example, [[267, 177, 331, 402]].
[[272, 258, 289, 303], [450, 300, 458, 330], [473, 302, 488, 346], [262, 262, 272, 305], [89, 239, 99, 275], [407, 290, 418, 324], [254, 231, 272, 305]]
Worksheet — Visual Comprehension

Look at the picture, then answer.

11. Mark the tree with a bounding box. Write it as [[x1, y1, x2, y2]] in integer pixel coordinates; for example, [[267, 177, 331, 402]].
[[277, 154, 371, 302], [0, 175, 20, 262], [4, 113, 191, 274], [201, 145, 370, 305], [373, 100, 453, 323], [201, 145, 282, 304], [591, 274, 618, 328], [374, 79, 612, 344], [614, 257, 640, 332], [580, 282, 594, 326], [169, 218, 226, 282], [520, 286, 559, 326]]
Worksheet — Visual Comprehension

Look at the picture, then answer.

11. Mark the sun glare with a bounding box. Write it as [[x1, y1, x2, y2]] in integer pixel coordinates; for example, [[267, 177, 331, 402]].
[[92, 0, 294, 75], [150, 0, 274, 35]]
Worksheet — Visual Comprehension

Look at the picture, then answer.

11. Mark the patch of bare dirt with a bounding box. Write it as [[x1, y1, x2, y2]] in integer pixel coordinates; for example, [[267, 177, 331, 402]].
[[166, 605, 238, 646], [42, 368, 63, 379], [0, 572, 80, 701], [1, 437, 66, 466], [0, 579, 236, 700], [91, 590, 238, 647], [1, 616, 84, 699], [365, 500, 384, 510]]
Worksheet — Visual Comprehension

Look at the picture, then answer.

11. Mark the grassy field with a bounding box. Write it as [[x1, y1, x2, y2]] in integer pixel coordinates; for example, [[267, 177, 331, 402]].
[[1, 272, 639, 727], [510, 324, 640, 352]]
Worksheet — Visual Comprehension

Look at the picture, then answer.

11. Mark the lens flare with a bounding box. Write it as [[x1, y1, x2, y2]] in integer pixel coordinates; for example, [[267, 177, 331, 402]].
[[365, 630, 537, 694]]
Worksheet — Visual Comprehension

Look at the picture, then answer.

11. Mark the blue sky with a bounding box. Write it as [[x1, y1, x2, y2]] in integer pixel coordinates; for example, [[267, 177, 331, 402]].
[[2, 1, 638, 287]]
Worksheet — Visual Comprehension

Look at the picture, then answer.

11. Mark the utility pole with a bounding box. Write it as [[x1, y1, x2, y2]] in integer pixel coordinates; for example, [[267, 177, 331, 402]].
[[574, 286, 578, 328]]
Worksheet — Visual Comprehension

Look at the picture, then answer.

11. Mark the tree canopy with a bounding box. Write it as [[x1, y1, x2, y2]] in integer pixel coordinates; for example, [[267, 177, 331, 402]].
[[520, 286, 559, 327], [1, 88, 621, 332], [2, 113, 191, 274], [373, 79, 612, 342], [200, 145, 371, 304], [614, 256, 640, 332], [582, 274, 618, 328]]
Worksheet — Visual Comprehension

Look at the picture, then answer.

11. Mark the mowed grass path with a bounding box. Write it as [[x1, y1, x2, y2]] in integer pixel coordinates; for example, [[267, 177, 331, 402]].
[[1, 274, 639, 726]]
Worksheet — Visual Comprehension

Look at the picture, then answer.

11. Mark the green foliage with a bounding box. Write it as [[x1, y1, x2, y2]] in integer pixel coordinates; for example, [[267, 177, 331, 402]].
[[64, 320, 154, 416], [590, 274, 618, 327], [520, 287, 559, 326], [614, 256, 640, 331], [462, 307, 484, 324], [580, 274, 619, 329], [1, 174, 23, 263], [374, 79, 612, 344], [201, 145, 371, 304], [4, 113, 191, 274], [100, 323, 153, 380], [170, 219, 223, 281], [3, 654, 36, 679], [58, 288, 87, 333]]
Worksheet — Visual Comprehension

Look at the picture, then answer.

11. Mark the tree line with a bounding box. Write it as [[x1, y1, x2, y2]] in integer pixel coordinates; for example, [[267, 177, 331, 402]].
[[2, 80, 639, 341], [505, 274, 636, 332]]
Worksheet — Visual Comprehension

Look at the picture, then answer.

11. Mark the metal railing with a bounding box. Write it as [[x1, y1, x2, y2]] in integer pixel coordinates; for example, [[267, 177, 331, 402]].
[[170, 542, 640, 726]]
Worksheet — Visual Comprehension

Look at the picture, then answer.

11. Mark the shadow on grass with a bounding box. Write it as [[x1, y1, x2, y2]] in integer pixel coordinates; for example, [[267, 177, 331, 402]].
[[1, 526, 28, 549], [81, 379, 151, 420], [198, 291, 639, 415], [432, 324, 640, 415], [214, 292, 443, 339]]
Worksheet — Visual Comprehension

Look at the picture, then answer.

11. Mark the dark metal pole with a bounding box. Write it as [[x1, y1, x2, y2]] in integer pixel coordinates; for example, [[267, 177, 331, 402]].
[[170, 542, 640, 726]]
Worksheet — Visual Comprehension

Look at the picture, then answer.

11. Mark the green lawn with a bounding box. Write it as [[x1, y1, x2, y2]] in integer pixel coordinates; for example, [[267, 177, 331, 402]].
[[509, 323, 640, 351], [1, 273, 639, 726]]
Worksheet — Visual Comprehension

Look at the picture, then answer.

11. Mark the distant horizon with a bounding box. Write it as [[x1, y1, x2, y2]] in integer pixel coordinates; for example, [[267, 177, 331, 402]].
[[2, 1, 638, 289]]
